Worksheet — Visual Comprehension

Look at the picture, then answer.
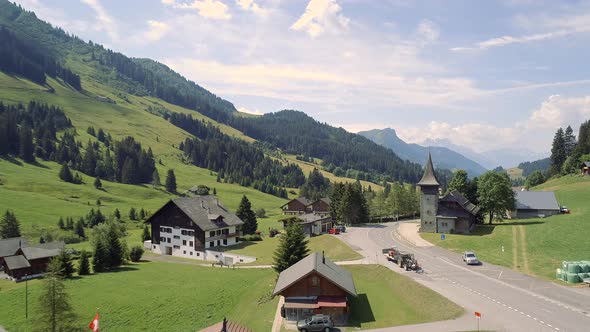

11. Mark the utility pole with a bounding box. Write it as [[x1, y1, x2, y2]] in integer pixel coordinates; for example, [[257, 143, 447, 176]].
[[25, 274, 28, 319]]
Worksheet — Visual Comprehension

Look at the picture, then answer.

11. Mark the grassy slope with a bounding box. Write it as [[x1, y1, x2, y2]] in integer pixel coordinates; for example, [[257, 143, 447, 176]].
[[226, 234, 362, 265], [345, 265, 463, 330], [0, 261, 278, 331], [422, 175, 590, 279]]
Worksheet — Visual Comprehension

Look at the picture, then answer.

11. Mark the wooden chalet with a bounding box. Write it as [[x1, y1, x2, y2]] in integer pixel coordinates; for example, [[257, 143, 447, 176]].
[[0, 237, 28, 267], [145, 196, 245, 262], [582, 161, 590, 176], [280, 197, 334, 235], [281, 197, 314, 215], [274, 252, 357, 324], [1, 241, 63, 281]]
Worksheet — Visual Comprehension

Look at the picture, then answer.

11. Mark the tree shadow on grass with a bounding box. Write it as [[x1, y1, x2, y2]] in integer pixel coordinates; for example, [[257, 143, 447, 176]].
[[492, 221, 544, 226], [28, 160, 49, 169], [347, 294, 375, 328], [0, 155, 23, 166], [220, 241, 257, 251]]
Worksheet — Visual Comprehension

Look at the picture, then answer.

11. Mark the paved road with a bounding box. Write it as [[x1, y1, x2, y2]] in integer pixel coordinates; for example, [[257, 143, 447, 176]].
[[338, 221, 590, 332]]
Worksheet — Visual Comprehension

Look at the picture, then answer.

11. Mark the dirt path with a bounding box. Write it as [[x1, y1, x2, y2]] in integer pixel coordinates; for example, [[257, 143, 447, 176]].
[[518, 225, 531, 275], [511, 226, 519, 270]]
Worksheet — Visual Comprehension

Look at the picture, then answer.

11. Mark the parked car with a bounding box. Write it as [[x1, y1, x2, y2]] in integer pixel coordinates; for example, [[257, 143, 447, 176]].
[[334, 225, 346, 233], [462, 251, 479, 265], [328, 227, 340, 235], [560, 206, 570, 214], [297, 314, 333, 332]]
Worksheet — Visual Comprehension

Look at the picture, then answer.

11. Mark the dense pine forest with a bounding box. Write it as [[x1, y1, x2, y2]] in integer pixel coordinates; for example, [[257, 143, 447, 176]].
[[171, 112, 305, 197], [229, 110, 425, 183]]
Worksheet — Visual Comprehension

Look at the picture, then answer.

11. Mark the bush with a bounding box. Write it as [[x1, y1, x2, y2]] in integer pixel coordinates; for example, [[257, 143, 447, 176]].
[[269, 228, 280, 237], [238, 234, 262, 241], [129, 245, 144, 262]]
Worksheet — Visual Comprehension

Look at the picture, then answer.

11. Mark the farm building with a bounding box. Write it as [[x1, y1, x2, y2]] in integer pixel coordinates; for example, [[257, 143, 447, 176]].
[[145, 196, 255, 264], [582, 161, 590, 176], [274, 252, 357, 324], [0, 237, 28, 268], [418, 154, 480, 234], [509, 191, 560, 219], [279, 214, 333, 236], [0, 240, 63, 282]]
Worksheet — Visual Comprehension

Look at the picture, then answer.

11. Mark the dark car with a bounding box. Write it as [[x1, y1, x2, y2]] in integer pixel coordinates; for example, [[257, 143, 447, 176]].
[[334, 225, 346, 233], [297, 314, 333, 332]]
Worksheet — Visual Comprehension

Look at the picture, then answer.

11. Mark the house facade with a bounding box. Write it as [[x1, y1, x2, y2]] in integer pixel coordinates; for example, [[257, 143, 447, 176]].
[[509, 191, 560, 219], [274, 252, 357, 325], [280, 214, 333, 236], [145, 196, 255, 264], [0, 237, 28, 268], [0, 241, 63, 282], [582, 161, 590, 176], [418, 154, 480, 234], [281, 197, 313, 215], [280, 197, 334, 235]]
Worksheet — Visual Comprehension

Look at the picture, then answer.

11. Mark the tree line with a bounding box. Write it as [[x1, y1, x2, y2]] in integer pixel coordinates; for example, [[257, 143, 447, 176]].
[[0, 26, 81, 89], [171, 112, 305, 198]]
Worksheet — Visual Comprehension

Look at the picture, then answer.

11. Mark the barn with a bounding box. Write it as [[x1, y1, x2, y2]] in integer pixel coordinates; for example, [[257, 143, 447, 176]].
[[510, 191, 560, 219]]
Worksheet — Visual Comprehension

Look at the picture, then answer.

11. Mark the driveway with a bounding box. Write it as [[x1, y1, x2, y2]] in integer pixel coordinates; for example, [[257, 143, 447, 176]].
[[337, 221, 590, 332]]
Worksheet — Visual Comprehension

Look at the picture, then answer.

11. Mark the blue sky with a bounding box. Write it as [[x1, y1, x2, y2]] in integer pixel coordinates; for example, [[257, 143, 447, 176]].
[[15, 0, 590, 153]]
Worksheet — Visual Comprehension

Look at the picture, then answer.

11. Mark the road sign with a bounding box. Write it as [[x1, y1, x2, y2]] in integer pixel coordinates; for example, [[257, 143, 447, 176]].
[[441, 234, 446, 240], [475, 311, 481, 318]]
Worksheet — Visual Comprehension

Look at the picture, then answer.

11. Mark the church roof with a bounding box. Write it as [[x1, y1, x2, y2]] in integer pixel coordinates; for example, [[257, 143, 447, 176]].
[[440, 191, 481, 216], [417, 153, 440, 187]]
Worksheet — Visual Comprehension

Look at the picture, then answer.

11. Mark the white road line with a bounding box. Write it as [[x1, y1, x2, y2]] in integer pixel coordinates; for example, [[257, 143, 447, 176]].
[[540, 321, 545, 324], [527, 314, 531, 317]]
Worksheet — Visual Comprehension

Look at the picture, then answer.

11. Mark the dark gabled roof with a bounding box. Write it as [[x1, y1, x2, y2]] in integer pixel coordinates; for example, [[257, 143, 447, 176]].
[[0, 237, 27, 258], [21, 246, 61, 260], [440, 191, 481, 215], [4, 255, 31, 270], [515, 191, 560, 211], [281, 197, 313, 208], [315, 197, 332, 205], [273, 252, 357, 297], [149, 196, 243, 231], [417, 153, 440, 187], [583, 161, 590, 167]]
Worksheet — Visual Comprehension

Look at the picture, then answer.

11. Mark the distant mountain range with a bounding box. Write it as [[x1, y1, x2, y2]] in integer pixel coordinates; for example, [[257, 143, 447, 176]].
[[358, 128, 488, 176], [420, 138, 548, 169]]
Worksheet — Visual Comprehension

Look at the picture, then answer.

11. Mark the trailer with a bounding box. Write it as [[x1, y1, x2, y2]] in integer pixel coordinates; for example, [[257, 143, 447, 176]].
[[382, 247, 423, 272]]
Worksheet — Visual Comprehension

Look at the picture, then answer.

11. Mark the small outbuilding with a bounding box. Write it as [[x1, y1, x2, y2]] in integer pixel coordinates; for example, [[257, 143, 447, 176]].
[[510, 191, 560, 219], [273, 252, 357, 324], [582, 161, 590, 176]]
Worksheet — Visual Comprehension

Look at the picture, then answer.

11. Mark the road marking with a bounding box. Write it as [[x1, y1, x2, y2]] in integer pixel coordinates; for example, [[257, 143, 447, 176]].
[[498, 270, 503, 279], [547, 324, 553, 327], [540, 321, 545, 324], [526, 314, 531, 317]]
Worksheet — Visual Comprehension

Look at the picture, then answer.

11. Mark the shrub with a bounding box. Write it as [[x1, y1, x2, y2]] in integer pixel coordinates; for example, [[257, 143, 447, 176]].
[[269, 228, 280, 237], [129, 245, 144, 262], [238, 234, 262, 241]]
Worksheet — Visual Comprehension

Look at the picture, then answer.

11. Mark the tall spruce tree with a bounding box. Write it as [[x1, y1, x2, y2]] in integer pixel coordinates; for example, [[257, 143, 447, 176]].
[[0, 210, 21, 238], [151, 168, 161, 187], [53, 250, 75, 278], [36, 259, 76, 332], [564, 125, 577, 157], [58, 163, 73, 183], [94, 177, 102, 189], [78, 250, 90, 275], [142, 225, 151, 242], [273, 222, 309, 273], [18, 125, 35, 163], [106, 223, 124, 269], [74, 218, 85, 239], [92, 237, 107, 273], [165, 169, 177, 192], [550, 128, 567, 175], [236, 195, 257, 235]]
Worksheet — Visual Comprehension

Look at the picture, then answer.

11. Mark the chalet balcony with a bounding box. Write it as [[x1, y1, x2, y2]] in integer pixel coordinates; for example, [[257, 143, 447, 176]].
[[206, 232, 239, 241]]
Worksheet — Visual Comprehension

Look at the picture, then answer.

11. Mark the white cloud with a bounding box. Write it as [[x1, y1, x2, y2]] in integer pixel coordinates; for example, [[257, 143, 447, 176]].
[[236, 0, 269, 17], [168, 0, 232, 20], [393, 95, 590, 152], [451, 30, 574, 51], [237, 106, 264, 115], [81, 0, 119, 41], [144, 20, 170, 42], [291, 0, 350, 38]]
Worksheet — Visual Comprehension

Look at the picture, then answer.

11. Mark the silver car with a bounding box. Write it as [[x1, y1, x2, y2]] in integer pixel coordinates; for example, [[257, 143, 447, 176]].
[[462, 251, 479, 265], [297, 314, 333, 332]]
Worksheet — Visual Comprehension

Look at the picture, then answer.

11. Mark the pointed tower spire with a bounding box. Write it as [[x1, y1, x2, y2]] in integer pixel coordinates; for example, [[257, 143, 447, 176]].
[[417, 153, 440, 187]]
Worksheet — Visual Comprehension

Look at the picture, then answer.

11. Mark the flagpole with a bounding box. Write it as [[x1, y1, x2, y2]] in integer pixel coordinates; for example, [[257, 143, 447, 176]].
[[25, 274, 28, 319]]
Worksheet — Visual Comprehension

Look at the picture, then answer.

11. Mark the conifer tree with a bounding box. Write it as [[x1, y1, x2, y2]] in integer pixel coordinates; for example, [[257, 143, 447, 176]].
[[36, 259, 76, 332], [66, 217, 74, 230], [550, 128, 567, 175], [78, 250, 90, 275], [114, 208, 121, 220], [236, 195, 257, 235], [53, 249, 75, 278], [564, 125, 577, 157], [59, 163, 73, 183], [94, 177, 102, 189], [18, 125, 35, 163], [74, 219, 85, 239], [273, 222, 309, 273], [57, 217, 65, 229], [139, 208, 146, 220], [92, 238, 107, 273], [0, 210, 21, 238], [142, 225, 151, 242], [129, 207, 137, 221], [165, 169, 177, 192], [151, 169, 161, 187], [106, 223, 124, 268]]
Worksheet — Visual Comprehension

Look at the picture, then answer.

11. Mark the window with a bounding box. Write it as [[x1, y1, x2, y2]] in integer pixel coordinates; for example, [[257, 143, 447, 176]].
[[189, 241, 193, 247], [197, 252, 200, 256], [311, 276, 319, 286], [222, 229, 229, 235], [216, 230, 221, 235], [190, 252, 193, 255], [173, 235, 180, 239], [210, 231, 215, 237], [182, 240, 187, 245], [153, 245, 156, 249], [173, 245, 180, 249], [189, 231, 195, 236], [183, 250, 186, 254], [181, 230, 187, 235], [160, 237, 166, 242], [222, 239, 227, 245], [209, 241, 214, 247], [167, 238, 171, 243], [216, 240, 220, 246]]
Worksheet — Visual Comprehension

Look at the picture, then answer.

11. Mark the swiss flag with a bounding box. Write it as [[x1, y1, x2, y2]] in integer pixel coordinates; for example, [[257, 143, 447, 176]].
[[88, 312, 99, 332], [474, 311, 482, 318]]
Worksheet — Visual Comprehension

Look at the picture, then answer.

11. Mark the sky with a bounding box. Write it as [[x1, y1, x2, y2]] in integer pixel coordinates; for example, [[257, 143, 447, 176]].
[[14, 0, 590, 154]]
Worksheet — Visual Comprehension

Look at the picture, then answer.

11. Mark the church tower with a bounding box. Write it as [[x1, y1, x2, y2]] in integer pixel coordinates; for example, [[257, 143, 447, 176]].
[[417, 153, 440, 233]]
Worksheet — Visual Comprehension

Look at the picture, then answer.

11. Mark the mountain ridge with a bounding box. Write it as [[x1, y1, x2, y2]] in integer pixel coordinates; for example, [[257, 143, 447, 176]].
[[359, 128, 487, 176]]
